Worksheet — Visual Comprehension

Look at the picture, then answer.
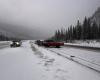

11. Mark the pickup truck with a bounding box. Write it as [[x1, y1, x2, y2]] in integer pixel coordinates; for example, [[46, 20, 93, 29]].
[[43, 40, 64, 48]]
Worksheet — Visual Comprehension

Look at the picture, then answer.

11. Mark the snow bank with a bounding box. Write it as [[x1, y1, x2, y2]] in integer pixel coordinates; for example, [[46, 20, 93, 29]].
[[65, 40, 100, 48], [0, 41, 10, 48]]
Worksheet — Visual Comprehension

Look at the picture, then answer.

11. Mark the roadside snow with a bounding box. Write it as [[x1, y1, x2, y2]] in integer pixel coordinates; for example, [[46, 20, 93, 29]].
[[30, 41, 100, 80], [47, 47, 100, 72], [0, 41, 100, 80], [0, 41, 10, 48], [65, 40, 100, 48]]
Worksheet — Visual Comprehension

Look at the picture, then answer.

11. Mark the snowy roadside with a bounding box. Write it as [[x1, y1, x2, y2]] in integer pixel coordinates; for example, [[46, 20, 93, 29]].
[[64, 40, 100, 49], [30, 41, 100, 80], [0, 40, 100, 80], [63, 41, 100, 72], [47, 47, 100, 73], [0, 41, 10, 48]]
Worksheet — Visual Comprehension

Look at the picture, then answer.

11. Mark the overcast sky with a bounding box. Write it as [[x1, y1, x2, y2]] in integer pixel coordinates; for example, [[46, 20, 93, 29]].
[[0, 0, 100, 39]]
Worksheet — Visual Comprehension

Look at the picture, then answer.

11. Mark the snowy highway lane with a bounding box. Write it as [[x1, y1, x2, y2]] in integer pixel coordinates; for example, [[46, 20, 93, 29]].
[[0, 41, 100, 80], [46, 46, 100, 72]]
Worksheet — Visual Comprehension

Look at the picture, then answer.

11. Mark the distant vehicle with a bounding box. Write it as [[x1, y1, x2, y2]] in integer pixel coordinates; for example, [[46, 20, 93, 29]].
[[43, 40, 64, 48], [35, 40, 43, 46], [10, 40, 21, 47]]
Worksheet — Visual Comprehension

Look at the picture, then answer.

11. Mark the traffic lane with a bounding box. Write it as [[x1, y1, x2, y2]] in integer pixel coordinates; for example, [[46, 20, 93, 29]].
[[37, 45, 100, 80], [47, 46, 100, 72]]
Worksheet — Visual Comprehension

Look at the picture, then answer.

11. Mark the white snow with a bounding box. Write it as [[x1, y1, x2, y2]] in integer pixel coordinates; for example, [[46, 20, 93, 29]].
[[0, 41, 10, 48], [31, 41, 100, 80], [47, 47, 100, 72], [0, 40, 100, 80], [65, 40, 100, 48]]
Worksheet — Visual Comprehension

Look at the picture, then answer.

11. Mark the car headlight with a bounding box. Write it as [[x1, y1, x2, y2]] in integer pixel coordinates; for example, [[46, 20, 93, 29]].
[[16, 42, 19, 45]]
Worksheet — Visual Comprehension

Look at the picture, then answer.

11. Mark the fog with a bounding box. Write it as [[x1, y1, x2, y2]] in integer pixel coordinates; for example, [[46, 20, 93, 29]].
[[0, 0, 100, 39]]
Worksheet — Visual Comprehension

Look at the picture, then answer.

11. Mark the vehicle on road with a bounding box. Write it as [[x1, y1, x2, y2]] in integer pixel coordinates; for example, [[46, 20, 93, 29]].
[[35, 40, 43, 46], [43, 40, 64, 48], [10, 40, 21, 47]]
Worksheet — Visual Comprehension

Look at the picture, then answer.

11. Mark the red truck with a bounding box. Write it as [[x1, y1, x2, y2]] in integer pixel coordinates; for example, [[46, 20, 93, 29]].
[[43, 40, 64, 48]]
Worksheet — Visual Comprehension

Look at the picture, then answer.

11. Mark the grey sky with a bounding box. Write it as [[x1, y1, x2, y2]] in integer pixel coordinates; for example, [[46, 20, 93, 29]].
[[0, 0, 100, 39]]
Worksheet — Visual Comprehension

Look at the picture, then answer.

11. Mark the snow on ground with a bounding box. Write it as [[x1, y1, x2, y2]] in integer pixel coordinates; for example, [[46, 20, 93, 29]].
[[0, 41, 10, 48], [30, 41, 100, 80], [65, 40, 100, 48], [47, 46, 100, 72], [0, 40, 100, 80]]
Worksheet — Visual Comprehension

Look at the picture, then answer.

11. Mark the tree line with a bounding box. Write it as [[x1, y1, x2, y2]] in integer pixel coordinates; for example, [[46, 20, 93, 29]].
[[52, 17, 100, 42], [0, 32, 21, 41]]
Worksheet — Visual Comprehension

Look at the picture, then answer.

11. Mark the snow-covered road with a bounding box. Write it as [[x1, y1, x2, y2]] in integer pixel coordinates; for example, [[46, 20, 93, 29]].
[[0, 41, 100, 80], [47, 46, 100, 72]]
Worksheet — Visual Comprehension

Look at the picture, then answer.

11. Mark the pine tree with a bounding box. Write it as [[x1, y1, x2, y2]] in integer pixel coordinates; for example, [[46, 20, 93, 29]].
[[76, 20, 82, 40], [98, 24, 100, 39], [87, 18, 91, 39], [69, 25, 73, 41], [65, 29, 68, 42], [91, 21, 98, 39], [82, 17, 88, 40]]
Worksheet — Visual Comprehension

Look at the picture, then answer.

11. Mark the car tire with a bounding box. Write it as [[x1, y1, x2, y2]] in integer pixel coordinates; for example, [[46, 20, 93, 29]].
[[56, 46, 60, 48]]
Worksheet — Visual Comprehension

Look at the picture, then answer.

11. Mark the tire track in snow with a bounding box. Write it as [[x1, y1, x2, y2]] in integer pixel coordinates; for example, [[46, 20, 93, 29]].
[[46, 48, 100, 73], [54, 48, 100, 67]]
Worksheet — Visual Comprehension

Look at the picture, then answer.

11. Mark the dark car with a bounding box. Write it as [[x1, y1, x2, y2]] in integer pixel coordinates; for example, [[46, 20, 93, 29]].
[[10, 40, 21, 47], [35, 40, 43, 46]]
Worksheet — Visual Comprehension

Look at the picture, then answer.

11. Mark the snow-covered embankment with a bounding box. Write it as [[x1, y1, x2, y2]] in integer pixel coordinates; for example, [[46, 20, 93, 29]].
[[0, 41, 10, 48]]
